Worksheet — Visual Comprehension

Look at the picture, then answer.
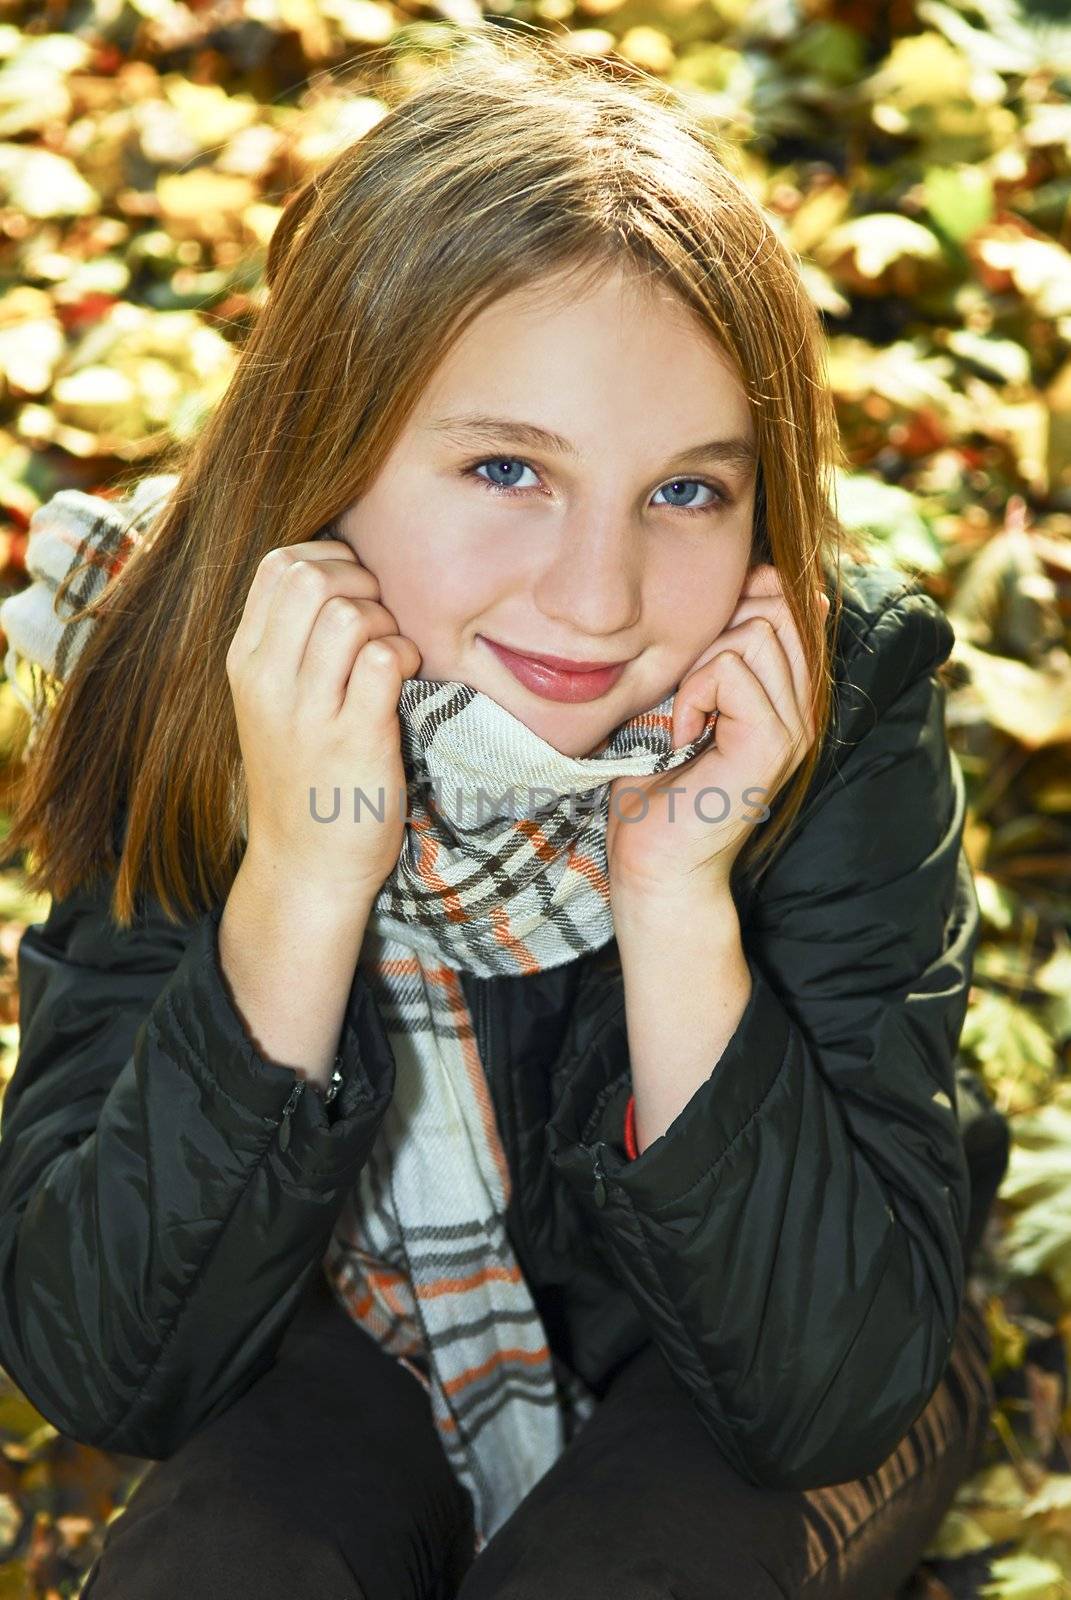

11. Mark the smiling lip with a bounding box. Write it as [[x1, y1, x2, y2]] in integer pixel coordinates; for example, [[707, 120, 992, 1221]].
[[479, 637, 629, 703]]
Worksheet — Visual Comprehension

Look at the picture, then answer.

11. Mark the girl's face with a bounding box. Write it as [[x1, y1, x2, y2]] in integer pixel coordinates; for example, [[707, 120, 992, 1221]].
[[337, 260, 758, 758]]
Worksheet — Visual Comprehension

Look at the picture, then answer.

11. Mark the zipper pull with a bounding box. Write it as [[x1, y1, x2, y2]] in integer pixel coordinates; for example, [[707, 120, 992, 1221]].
[[592, 1148, 608, 1209], [278, 1078, 304, 1153], [322, 1057, 343, 1107]]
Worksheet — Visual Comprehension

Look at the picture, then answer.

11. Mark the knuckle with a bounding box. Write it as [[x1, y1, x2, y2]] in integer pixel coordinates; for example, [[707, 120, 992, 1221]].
[[284, 557, 327, 592], [315, 595, 365, 636], [322, 593, 361, 625]]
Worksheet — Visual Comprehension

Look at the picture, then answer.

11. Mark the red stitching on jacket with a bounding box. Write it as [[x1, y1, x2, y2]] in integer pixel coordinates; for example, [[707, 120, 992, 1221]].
[[624, 1092, 638, 1160]]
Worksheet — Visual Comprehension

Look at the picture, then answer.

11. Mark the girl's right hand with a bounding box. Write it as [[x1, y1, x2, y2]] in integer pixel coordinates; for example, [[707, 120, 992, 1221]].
[[225, 538, 423, 909]]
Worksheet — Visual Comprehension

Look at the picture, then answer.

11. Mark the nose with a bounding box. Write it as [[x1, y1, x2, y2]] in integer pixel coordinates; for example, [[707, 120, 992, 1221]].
[[530, 514, 642, 645]]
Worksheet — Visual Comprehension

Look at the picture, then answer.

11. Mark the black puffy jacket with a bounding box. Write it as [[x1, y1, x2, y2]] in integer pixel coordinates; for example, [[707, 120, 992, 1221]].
[[0, 558, 1010, 1492]]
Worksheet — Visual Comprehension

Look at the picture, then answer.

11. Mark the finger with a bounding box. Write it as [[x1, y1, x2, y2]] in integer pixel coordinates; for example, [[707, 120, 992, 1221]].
[[250, 555, 386, 682], [295, 595, 410, 720], [237, 541, 379, 658], [716, 596, 809, 725], [672, 648, 781, 762], [730, 605, 821, 751], [717, 584, 828, 730], [340, 634, 423, 726], [678, 615, 799, 742]]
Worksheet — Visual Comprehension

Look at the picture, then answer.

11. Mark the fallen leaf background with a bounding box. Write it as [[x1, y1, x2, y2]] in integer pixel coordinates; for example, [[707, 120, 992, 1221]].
[[0, 0, 1068, 1594]]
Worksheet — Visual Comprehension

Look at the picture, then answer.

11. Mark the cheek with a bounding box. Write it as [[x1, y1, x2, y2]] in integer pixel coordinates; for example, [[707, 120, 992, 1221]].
[[650, 545, 743, 629], [377, 542, 496, 654], [646, 549, 749, 679]]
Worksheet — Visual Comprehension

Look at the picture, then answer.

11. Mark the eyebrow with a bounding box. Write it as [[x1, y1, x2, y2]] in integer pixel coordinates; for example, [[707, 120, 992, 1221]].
[[426, 414, 758, 474]]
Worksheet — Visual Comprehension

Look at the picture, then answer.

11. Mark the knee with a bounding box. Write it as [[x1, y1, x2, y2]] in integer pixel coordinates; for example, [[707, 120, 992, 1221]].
[[83, 1470, 369, 1600], [83, 1458, 475, 1600], [457, 1535, 784, 1599]]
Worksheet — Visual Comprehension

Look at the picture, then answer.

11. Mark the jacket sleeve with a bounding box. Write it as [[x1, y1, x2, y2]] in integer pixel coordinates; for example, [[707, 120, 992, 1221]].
[[0, 877, 396, 1459], [545, 585, 978, 1491]]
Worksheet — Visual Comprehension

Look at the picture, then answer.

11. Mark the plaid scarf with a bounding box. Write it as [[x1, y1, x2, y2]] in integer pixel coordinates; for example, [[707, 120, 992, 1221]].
[[1, 483, 720, 1549]]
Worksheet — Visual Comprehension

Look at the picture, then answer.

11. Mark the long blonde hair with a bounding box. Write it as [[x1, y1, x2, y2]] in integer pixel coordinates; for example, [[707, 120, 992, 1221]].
[[4, 26, 870, 927]]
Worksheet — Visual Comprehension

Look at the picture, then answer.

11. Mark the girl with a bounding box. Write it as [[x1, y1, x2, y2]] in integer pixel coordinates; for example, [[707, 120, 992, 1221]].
[[0, 28, 1008, 1600]]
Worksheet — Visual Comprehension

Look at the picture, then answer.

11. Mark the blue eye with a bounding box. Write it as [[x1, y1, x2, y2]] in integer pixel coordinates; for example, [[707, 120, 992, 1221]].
[[471, 457, 540, 492], [464, 456, 732, 517], [651, 478, 727, 512]]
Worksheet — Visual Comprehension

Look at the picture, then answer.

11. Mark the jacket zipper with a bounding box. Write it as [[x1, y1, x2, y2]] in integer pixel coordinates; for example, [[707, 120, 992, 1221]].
[[278, 1077, 304, 1153], [472, 977, 490, 1067], [592, 1146, 608, 1208]]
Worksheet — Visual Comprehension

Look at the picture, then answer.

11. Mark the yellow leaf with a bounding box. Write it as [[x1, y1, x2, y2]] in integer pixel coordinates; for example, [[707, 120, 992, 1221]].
[[291, 96, 387, 169], [562, 28, 618, 55], [157, 169, 256, 223], [0, 142, 97, 218], [52, 366, 139, 434], [818, 214, 942, 279], [868, 32, 975, 111], [1021, 1475, 1071, 1520], [980, 1547, 1070, 1599], [243, 201, 284, 247], [977, 234, 1071, 321], [923, 1507, 999, 1559], [618, 27, 674, 74], [952, 639, 1071, 749], [163, 76, 258, 149], [0, 315, 64, 395], [318, 0, 396, 43], [787, 182, 852, 257]]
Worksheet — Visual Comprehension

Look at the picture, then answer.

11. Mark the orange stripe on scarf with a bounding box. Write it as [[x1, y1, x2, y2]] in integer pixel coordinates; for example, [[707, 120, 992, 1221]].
[[444, 1343, 552, 1399], [415, 1262, 523, 1301]]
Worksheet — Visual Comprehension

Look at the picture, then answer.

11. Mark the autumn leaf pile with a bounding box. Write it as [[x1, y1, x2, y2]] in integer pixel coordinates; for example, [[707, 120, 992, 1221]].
[[0, 0, 1069, 1594]]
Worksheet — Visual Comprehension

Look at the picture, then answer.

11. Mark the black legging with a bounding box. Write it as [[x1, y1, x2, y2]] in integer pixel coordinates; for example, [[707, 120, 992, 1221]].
[[81, 1269, 994, 1600]]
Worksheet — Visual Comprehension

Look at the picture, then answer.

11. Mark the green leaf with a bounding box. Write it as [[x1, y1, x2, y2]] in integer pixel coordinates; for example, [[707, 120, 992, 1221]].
[[780, 22, 866, 87], [923, 164, 994, 244], [832, 472, 944, 573], [961, 990, 1056, 1088]]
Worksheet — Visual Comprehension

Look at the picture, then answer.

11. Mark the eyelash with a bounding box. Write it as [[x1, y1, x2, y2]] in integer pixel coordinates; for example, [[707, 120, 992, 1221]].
[[461, 457, 733, 517]]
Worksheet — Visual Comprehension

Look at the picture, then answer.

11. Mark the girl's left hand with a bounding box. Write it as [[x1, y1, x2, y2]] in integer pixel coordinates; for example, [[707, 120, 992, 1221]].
[[605, 564, 830, 904]]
